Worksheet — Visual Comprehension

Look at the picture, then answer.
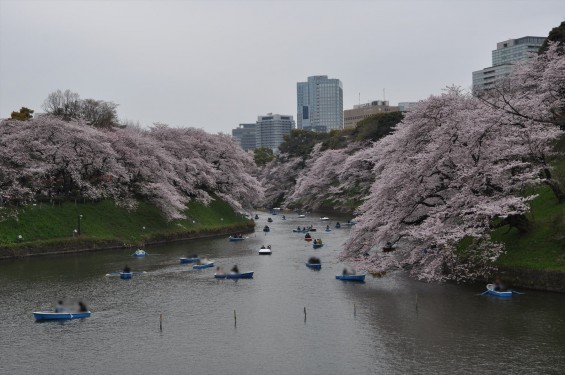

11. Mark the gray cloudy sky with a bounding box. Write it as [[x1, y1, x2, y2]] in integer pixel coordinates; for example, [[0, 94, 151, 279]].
[[1, 0, 564, 133]]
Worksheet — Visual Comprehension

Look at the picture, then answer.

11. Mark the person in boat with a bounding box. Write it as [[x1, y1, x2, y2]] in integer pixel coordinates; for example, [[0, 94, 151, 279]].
[[308, 256, 320, 264], [216, 266, 225, 275], [316, 239, 322, 244], [231, 265, 240, 274], [494, 278, 507, 292], [297, 226, 301, 231], [261, 245, 266, 249], [123, 265, 131, 273], [55, 300, 67, 313], [78, 301, 88, 312], [326, 225, 330, 230], [305, 233, 311, 239], [282, 215, 286, 219], [336, 222, 341, 227], [302, 227, 306, 231], [267, 245, 271, 249], [342, 268, 349, 276]]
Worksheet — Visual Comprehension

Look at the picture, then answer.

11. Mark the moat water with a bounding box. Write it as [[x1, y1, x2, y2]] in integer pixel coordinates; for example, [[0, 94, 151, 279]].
[[1, 213, 564, 374]]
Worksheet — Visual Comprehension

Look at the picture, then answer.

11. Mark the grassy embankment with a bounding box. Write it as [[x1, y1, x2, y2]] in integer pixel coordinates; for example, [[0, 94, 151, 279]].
[[492, 185, 565, 271], [0, 198, 253, 257]]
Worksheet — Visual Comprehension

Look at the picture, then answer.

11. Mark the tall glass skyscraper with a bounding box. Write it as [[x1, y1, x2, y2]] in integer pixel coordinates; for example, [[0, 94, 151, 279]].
[[297, 75, 343, 132]]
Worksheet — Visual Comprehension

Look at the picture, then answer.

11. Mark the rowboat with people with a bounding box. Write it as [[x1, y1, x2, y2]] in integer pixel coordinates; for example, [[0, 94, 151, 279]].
[[33, 311, 91, 321], [214, 271, 254, 279], [336, 274, 365, 282]]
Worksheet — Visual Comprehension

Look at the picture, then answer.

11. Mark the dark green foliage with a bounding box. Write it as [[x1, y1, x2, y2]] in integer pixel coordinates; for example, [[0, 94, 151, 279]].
[[253, 147, 275, 166], [350, 111, 404, 143], [320, 129, 353, 151], [539, 21, 565, 54], [278, 129, 329, 158], [10, 107, 34, 121]]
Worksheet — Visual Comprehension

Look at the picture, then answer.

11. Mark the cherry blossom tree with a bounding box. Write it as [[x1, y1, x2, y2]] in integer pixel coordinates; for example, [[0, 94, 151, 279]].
[[259, 155, 304, 208], [342, 44, 565, 281], [286, 143, 367, 212]]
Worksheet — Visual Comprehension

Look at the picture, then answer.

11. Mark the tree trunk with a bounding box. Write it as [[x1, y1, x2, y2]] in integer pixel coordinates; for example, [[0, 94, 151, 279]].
[[544, 178, 565, 203], [492, 214, 530, 233]]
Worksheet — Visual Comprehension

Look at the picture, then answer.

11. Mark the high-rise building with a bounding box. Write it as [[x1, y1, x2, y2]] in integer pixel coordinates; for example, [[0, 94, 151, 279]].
[[297, 75, 343, 132], [398, 102, 418, 112], [343, 100, 399, 129], [472, 36, 545, 92], [255, 113, 295, 150], [232, 123, 256, 151]]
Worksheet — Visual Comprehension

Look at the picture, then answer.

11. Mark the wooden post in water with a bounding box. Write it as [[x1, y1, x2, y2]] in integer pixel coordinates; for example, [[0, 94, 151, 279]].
[[354, 303, 356, 316], [304, 307, 307, 322], [234, 309, 237, 327], [415, 294, 419, 312], [160, 313, 163, 331]]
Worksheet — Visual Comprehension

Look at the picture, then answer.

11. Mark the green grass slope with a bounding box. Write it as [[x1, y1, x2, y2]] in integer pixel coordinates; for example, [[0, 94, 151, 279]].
[[0, 198, 252, 248], [493, 186, 565, 271]]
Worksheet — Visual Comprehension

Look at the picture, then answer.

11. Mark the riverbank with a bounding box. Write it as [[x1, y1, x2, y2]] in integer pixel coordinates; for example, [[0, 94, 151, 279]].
[[0, 198, 254, 259]]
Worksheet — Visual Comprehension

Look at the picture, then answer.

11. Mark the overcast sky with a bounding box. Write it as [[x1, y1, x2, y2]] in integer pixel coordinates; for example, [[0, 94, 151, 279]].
[[1, 0, 564, 133]]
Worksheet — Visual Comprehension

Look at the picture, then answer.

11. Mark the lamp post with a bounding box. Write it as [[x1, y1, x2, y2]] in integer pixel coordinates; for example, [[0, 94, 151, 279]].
[[77, 214, 83, 236]]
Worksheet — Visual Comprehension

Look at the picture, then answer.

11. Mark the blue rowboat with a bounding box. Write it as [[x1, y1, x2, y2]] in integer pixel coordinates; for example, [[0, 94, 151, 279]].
[[263, 226, 270, 232], [33, 311, 91, 321], [214, 271, 254, 279], [133, 249, 146, 257], [313, 243, 324, 249], [229, 236, 245, 241], [486, 284, 512, 297], [193, 261, 214, 269], [336, 274, 365, 282], [305, 263, 321, 270], [325, 229, 332, 232], [335, 223, 341, 228], [179, 257, 200, 264], [267, 218, 273, 222], [120, 272, 133, 279]]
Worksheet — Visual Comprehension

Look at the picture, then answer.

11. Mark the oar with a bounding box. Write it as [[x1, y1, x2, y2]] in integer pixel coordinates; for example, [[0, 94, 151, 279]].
[[512, 290, 525, 295], [479, 290, 489, 295], [105, 272, 120, 277], [132, 271, 147, 276]]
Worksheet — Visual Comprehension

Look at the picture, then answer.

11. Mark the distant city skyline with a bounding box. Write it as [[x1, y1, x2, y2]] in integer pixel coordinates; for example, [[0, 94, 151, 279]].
[[0, 0, 563, 134]]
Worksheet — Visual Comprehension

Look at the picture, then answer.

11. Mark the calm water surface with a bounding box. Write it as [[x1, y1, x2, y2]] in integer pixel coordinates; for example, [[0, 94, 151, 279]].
[[1, 213, 564, 375]]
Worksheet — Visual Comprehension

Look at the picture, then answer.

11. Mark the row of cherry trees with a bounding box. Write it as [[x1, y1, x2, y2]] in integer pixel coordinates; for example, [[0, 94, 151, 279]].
[[260, 43, 565, 281], [0, 117, 263, 219]]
